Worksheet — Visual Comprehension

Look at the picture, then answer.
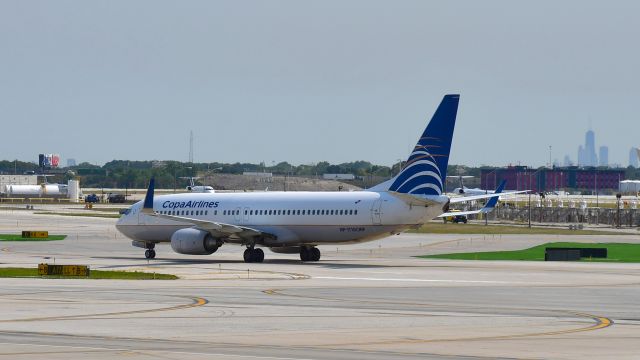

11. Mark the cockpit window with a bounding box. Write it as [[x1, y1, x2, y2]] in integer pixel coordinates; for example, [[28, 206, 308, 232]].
[[119, 208, 131, 215]]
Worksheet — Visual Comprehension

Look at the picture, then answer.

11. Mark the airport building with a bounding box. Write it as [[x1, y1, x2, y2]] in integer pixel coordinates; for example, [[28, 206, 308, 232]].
[[0, 175, 38, 191], [480, 166, 625, 193]]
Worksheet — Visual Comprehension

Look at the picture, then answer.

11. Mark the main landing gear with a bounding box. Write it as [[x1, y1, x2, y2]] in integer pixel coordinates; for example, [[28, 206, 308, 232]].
[[300, 246, 321, 262], [144, 243, 156, 259], [243, 247, 264, 263]]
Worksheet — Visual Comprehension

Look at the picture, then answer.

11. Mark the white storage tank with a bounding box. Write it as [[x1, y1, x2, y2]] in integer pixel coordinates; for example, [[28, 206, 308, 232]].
[[68, 180, 80, 203], [7, 185, 42, 196]]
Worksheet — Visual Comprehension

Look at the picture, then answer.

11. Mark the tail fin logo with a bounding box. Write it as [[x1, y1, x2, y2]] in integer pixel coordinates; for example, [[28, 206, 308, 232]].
[[388, 139, 446, 195], [387, 94, 459, 196]]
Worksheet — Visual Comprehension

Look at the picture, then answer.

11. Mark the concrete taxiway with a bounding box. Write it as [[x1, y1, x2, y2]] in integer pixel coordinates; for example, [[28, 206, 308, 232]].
[[0, 206, 639, 359]]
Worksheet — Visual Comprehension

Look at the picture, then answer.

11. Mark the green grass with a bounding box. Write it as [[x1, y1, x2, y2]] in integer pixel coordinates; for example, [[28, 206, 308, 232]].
[[410, 223, 625, 236], [34, 211, 121, 219], [0, 267, 177, 280], [420, 242, 640, 263], [0, 234, 67, 241]]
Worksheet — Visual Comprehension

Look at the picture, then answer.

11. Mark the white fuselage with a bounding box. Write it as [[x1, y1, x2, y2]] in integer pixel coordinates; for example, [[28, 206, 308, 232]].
[[116, 190, 445, 247]]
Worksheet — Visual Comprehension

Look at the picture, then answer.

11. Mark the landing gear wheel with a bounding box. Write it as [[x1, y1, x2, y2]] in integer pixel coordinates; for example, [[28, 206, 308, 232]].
[[244, 248, 265, 263], [254, 248, 264, 263], [145, 249, 156, 259], [300, 247, 320, 262], [299, 247, 310, 262], [310, 247, 321, 261]]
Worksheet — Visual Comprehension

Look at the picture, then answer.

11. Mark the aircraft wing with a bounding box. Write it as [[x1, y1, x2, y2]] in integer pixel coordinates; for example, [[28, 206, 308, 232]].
[[439, 180, 510, 217], [140, 178, 274, 241], [150, 212, 268, 240], [448, 190, 527, 204], [447, 178, 531, 204]]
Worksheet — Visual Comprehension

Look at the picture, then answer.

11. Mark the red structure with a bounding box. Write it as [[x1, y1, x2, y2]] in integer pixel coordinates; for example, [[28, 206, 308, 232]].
[[480, 166, 625, 193]]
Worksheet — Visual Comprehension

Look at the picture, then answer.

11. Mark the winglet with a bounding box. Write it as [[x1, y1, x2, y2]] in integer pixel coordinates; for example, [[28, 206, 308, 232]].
[[142, 178, 155, 213], [480, 179, 506, 213]]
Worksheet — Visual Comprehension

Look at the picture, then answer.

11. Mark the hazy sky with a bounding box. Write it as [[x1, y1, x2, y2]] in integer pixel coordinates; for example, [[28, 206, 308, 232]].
[[1, 1, 638, 167]]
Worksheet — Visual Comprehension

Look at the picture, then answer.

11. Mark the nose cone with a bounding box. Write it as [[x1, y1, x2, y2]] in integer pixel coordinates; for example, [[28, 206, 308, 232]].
[[115, 204, 137, 240]]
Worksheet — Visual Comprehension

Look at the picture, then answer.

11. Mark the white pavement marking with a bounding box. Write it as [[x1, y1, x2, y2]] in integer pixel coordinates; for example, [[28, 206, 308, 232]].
[[314, 276, 521, 284], [0, 341, 318, 360]]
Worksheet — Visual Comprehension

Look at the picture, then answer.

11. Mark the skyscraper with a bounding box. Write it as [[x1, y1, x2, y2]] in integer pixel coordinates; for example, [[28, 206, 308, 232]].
[[599, 146, 608, 167], [585, 130, 597, 166], [630, 147, 639, 168], [577, 129, 598, 166]]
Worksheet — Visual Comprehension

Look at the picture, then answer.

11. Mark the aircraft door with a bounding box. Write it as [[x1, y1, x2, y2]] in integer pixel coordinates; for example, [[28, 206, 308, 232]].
[[243, 207, 250, 223], [371, 199, 382, 225]]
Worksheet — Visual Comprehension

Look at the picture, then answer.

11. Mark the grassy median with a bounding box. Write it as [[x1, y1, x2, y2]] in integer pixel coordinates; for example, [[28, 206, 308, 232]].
[[0, 267, 177, 279], [420, 242, 640, 262], [0, 234, 67, 241]]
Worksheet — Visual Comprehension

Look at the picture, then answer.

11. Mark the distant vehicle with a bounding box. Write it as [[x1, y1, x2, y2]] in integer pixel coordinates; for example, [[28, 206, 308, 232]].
[[442, 210, 467, 224], [108, 193, 126, 203], [85, 194, 99, 203]]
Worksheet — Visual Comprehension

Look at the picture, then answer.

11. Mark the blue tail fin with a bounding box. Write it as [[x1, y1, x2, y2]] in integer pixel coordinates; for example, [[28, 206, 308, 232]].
[[142, 178, 155, 212], [388, 94, 460, 195], [480, 179, 506, 212]]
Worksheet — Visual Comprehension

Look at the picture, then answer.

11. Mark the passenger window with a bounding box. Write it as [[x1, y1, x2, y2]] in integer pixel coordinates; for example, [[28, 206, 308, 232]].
[[206, 210, 209, 215], [287, 210, 291, 215], [213, 210, 216, 215], [302, 210, 305, 215], [297, 210, 300, 215], [268, 210, 272, 215], [244, 210, 248, 215], [355, 210, 358, 215]]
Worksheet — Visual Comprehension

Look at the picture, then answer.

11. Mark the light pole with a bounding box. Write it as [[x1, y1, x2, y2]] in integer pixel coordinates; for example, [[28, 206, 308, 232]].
[[616, 193, 622, 228], [528, 167, 543, 228], [482, 168, 498, 226]]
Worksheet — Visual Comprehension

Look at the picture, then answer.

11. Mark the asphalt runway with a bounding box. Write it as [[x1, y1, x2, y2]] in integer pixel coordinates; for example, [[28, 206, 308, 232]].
[[0, 207, 639, 359]]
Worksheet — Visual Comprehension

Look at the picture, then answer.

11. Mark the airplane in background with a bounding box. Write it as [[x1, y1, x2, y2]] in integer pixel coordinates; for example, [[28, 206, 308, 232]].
[[116, 94, 523, 262], [180, 177, 215, 193], [448, 175, 498, 196], [439, 179, 507, 219]]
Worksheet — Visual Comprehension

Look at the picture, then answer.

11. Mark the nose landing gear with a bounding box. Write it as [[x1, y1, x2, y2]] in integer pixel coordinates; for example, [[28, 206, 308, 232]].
[[143, 243, 156, 259]]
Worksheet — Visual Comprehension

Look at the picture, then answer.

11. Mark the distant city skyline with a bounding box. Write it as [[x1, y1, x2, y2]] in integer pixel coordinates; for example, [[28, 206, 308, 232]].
[[1, 1, 639, 167]]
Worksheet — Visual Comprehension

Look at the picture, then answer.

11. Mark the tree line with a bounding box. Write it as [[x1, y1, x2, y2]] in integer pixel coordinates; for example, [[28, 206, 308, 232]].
[[1, 160, 639, 189]]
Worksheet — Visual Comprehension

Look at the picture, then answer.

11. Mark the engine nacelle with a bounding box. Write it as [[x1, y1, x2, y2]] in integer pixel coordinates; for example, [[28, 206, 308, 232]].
[[170, 228, 222, 255]]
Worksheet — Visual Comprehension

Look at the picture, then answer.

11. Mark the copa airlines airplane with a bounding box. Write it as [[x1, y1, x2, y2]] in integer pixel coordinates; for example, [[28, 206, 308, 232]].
[[116, 94, 513, 262]]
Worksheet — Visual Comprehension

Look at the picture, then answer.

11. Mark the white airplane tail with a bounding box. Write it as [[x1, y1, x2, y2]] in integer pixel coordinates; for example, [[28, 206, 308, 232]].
[[370, 94, 460, 203]]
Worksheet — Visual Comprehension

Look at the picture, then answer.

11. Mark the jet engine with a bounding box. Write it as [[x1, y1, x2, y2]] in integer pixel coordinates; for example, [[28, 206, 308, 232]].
[[170, 228, 222, 255]]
